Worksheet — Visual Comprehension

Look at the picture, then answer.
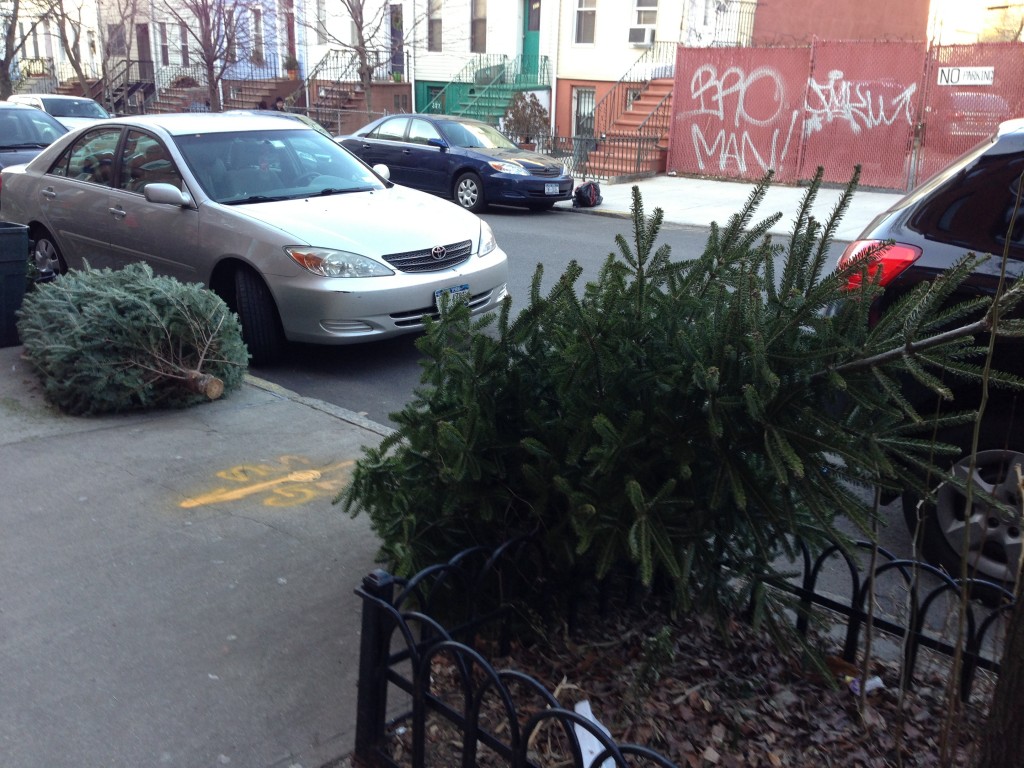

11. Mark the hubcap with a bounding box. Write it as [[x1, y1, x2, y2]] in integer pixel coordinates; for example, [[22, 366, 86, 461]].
[[457, 180, 478, 208], [34, 239, 61, 275], [935, 449, 1024, 584]]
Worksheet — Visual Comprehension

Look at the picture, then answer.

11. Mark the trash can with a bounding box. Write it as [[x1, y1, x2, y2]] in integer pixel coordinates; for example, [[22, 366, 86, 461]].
[[0, 222, 29, 348]]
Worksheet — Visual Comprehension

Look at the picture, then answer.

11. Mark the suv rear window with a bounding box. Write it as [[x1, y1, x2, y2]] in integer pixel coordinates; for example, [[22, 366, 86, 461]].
[[909, 151, 1024, 259]]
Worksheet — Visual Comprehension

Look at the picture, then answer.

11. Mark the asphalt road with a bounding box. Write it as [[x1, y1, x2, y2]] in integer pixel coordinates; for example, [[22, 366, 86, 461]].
[[252, 206, 717, 426]]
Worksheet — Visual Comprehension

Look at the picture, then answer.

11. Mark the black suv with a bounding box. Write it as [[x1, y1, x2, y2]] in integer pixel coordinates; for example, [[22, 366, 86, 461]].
[[838, 118, 1024, 591]]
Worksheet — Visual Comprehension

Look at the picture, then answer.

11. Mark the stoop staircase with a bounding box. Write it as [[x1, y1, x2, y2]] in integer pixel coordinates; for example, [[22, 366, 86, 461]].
[[422, 54, 551, 127], [580, 42, 677, 181]]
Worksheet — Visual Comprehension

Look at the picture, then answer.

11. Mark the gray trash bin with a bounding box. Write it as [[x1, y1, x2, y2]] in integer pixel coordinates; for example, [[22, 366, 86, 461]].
[[0, 222, 29, 348]]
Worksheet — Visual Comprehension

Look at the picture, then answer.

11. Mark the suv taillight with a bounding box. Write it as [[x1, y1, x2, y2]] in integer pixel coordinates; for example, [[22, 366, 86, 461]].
[[838, 240, 922, 290]]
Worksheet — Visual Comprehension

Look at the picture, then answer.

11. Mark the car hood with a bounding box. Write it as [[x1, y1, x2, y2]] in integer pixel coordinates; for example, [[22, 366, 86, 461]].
[[54, 117, 105, 130], [229, 185, 481, 255], [464, 146, 565, 172], [0, 148, 43, 168]]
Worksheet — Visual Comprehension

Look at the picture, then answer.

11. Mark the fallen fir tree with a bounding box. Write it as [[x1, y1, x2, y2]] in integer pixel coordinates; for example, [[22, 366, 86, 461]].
[[17, 262, 249, 415]]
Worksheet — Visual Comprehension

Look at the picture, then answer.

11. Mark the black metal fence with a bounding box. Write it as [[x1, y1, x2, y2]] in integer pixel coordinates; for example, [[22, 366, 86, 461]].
[[775, 539, 1012, 703], [354, 537, 1013, 768]]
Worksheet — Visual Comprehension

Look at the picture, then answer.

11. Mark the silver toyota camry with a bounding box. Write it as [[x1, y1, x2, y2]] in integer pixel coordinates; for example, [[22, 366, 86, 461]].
[[0, 112, 510, 364]]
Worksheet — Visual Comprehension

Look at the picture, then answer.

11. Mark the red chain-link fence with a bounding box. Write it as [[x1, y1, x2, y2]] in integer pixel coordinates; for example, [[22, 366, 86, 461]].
[[666, 39, 1024, 191], [913, 41, 1024, 186]]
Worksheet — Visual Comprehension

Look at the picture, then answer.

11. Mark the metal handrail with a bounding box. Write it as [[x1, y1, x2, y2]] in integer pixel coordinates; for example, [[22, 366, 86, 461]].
[[454, 55, 551, 124], [421, 53, 509, 115], [633, 90, 673, 173], [591, 41, 676, 138]]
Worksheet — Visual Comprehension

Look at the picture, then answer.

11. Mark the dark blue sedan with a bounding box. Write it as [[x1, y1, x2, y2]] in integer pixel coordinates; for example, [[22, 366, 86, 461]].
[[339, 114, 573, 212], [0, 103, 68, 201]]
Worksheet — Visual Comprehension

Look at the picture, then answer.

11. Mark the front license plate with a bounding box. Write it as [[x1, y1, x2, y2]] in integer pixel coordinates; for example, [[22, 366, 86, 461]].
[[545, 183, 559, 196], [435, 284, 470, 310]]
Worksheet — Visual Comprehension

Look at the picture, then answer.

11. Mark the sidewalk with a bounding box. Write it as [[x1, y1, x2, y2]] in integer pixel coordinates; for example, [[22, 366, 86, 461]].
[[0, 343, 388, 768], [556, 174, 903, 242], [0, 173, 908, 767]]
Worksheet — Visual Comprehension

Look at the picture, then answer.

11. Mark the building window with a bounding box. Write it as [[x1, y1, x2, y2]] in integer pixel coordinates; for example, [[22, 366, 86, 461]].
[[573, 86, 595, 136], [316, 0, 328, 44], [106, 24, 126, 56], [179, 23, 189, 65], [159, 22, 169, 65], [635, 0, 657, 26], [225, 7, 237, 62], [575, 0, 595, 44], [470, 0, 486, 53], [251, 8, 264, 64], [428, 0, 442, 52]]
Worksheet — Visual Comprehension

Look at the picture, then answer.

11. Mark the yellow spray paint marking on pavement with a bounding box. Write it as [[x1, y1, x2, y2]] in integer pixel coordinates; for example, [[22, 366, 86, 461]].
[[180, 456, 354, 509]]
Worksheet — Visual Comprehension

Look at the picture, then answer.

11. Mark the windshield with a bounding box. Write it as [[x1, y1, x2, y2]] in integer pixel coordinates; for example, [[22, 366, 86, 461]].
[[42, 98, 109, 119], [0, 109, 67, 149], [175, 128, 387, 204], [440, 120, 517, 150]]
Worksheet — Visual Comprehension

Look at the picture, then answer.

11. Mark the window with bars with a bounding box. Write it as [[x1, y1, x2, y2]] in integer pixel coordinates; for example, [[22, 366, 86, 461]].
[[573, 86, 595, 136], [575, 0, 595, 45], [428, 0, 442, 52], [471, 0, 486, 53]]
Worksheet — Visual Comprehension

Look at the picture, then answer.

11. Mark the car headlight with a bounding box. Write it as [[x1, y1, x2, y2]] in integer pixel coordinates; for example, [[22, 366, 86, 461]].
[[488, 160, 530, 176], [285, 246, 394, 278], [479, 221, 497, 257]]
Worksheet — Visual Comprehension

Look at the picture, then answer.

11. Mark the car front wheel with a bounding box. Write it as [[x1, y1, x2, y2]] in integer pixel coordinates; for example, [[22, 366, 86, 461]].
[[454, 172, 486, 212], [234, 267, 285, 366], [905, 447, 1023, 599]]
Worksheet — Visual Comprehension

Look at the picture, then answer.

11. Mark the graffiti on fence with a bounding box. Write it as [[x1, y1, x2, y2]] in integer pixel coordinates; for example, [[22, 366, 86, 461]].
[[682, 63, 918, 176], [686, 63, 801, 175], [803, 70, 917, 137]]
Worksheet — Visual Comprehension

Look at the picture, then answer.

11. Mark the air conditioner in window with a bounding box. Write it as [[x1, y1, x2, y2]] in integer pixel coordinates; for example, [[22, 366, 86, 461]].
[[628, 27, 655, 47]]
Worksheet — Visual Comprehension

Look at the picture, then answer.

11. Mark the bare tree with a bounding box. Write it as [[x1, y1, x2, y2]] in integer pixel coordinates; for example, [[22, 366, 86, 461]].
[[91, 0, 140, 111], [1, 0, 44, 99], [310, 0, 393, 111], [160, 0, 246, 111], [44, 0, 92, 96]]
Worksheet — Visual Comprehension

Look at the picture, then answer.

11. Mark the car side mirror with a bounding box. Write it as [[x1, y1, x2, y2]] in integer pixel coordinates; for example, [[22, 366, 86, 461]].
[[144, 183, 192, 207], [427, 138, 448, 151], [372, 163, 391, 180]]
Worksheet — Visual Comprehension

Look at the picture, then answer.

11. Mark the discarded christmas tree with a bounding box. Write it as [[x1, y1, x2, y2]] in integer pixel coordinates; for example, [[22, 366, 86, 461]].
[[17, 263, 249, 415]]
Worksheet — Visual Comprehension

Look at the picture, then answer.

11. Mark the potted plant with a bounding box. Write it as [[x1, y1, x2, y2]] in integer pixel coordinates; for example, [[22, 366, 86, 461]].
[[282, 55, 299, 80], [502, 91, 550, 150]]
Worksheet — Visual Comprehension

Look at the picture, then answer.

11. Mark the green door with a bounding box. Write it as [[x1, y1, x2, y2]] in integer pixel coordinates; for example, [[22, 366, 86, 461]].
[[522, 0, 540, 83]]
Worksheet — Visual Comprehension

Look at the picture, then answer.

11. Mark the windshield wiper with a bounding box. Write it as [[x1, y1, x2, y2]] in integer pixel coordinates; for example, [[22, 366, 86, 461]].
[[224, 194, 290, 205], [317, 187, 368, 196], [1, 142, 48, 150]]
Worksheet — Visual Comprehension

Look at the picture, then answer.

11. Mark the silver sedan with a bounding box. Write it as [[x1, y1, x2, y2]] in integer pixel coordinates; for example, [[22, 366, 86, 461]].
[[0, 112, 509, 363]]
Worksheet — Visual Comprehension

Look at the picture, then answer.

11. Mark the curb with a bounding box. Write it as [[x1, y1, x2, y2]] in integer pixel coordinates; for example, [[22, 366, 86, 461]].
[[244, 373, 395, 438]]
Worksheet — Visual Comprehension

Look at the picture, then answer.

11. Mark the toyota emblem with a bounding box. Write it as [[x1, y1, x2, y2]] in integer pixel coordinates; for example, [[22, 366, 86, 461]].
[[431, 245, 447, 260]]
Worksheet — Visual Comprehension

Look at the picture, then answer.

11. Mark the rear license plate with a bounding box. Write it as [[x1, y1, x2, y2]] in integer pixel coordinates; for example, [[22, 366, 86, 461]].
[[434, 284, 470, 310], [545, 183, 559, 196]]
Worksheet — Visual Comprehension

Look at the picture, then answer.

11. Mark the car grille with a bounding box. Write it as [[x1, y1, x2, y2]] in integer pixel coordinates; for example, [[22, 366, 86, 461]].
[[383, 239, 472, 272], [531, 166, 563, 178]]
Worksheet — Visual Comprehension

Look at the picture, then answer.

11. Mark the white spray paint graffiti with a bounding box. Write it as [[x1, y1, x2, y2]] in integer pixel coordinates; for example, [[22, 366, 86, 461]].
[[686, 63, 801, 174], [803, 70, 918, 137], [683, 63, 917, 174]]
